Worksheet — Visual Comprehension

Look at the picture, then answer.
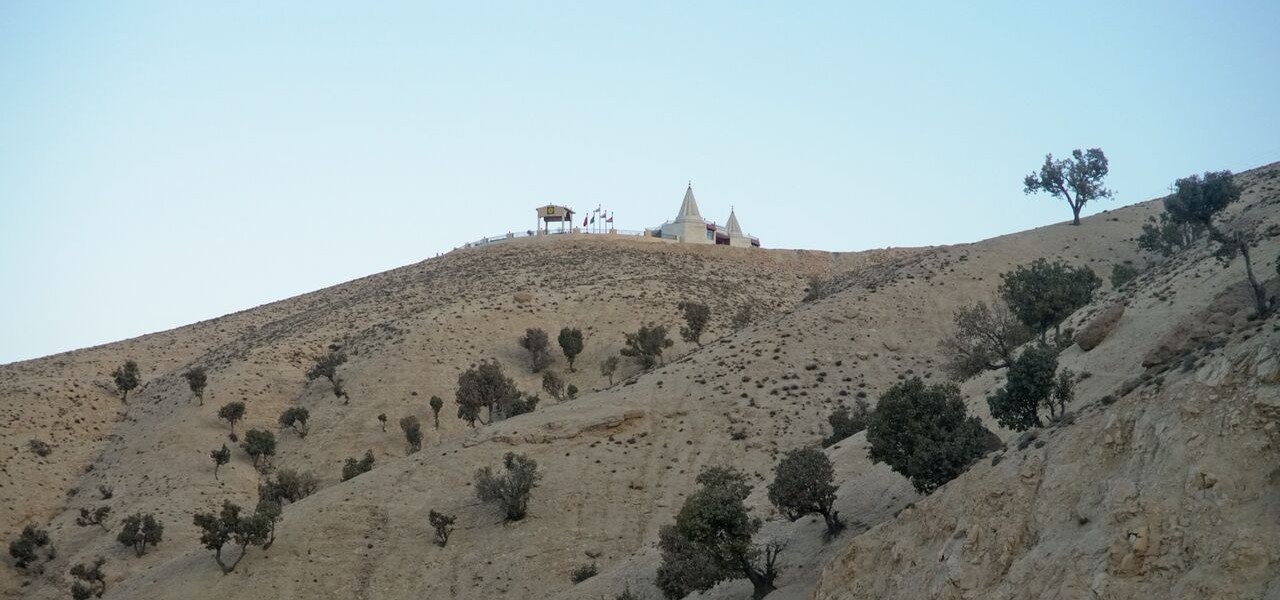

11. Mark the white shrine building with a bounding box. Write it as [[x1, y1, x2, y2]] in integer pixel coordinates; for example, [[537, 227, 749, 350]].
[[648, 184, 760, 247]]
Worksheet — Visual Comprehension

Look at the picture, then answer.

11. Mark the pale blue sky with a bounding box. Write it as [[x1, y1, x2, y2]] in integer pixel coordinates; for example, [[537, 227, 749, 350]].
[[2, 1, 1279, 364]]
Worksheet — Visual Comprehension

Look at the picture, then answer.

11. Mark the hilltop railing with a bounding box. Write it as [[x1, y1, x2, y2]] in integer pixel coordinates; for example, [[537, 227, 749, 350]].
[[455, 228, 654, 251]]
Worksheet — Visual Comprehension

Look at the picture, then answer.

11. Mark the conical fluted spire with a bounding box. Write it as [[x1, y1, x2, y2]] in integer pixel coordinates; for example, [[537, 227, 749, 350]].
[[727, 205, 747, 234], [675, 183, 702, 222]]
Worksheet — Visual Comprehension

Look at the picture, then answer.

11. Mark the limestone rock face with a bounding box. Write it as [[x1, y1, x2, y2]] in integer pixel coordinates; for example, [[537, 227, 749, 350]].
[[1076, 303, 1125, 351]]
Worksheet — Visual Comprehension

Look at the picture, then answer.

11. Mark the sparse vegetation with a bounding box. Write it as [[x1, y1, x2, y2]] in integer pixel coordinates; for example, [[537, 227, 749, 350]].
[[1023, 147, 1113, 226], [28, 438, 51, 457], [620, 324, 674, 369], [939, 299, 1032, 380], [211, 444, 231, 480], [600, 356, 620, 385], [542, 369, 566, 400], [9, 525, 52, 571], [255, 499, 281, 550], [378, 413, 387, 432], [824, 399, 869, 447], [768, 447, 843, 535], [258, 468, 319, 504], [111, 360, 141, 403], [455, 360, 521, 426], [656, 466, 783, 599], [428, 510, 456, 547], [1137, 211, 1203, 256], [571, 562, 599, 584], [76, 506, 111, 530], [69, 557, 107, 599], [1165, 170, 1271, 316], [987, 344, 1058, 431], [400, 415, 423, 454], [306, 349, 349, 402], [558, 327, 584, 371], [803, 275, 837, 302], [192, 501, 272, 574], [999, 258, 1100, 341], [732, 303, 758, 330], [240, 429, 277, 468], [1110, 263, 1140, 288], [342, 450, 376, 481], [116, 513, 163, 557], [429, 396, 444, 429], [475, 452, 541, 521], [218, 401, 246, 434], [278, 407, 310, 437], [866, 378, 995, 494], [677, 301, 711, 346], [518, 327, 552, 372], [183, 366, 208, 405]]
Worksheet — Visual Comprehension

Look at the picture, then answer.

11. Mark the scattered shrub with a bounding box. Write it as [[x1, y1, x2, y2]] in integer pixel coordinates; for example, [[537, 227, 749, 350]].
[[307, 349, 349, 402], [111, 360, 141, 403], [258, 469, 319, 504], [116, 513, 163, 557], [1110, 263, 1140, 288], [28, 439, 51, 457], [866, 378, 995, 494], [939, 299, 1031, 380], [76, 506, 111, 530], [210, 444, 231, 480], [1000, 258, 1101, 340], [8, 525, 52, 570], [987, 344, 1057, 431], [823, 399, 869, 447], [428, 510, 456, 547], [558, 327, 585, 371], [278, 407, 310, 437], [620, 324, 674, 369], [518, 328, 552, 372], [69, 557, 107, 599], [1137, 211, 1203, 256], [676, 301, 711, 346], [400, 415, 423, 454], [768, 447, 842, 534], [192, 501, 271, 573], [600, 356, 620, 386], [342, 450, 376, 481], [566, 384, 579, 400], [218, 401, 246, 434], [429, 396, 444, 429], [183, 366, 208, 405], [455, 360, 521, 426], [542, 369, 566, 401], [240, 429, 276, 468], [571, 562, 599, 584], [475, 452, 541, 521]]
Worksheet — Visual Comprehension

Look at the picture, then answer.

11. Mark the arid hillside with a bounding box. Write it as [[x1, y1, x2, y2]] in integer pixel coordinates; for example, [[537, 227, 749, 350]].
[[4, 162, 1280, 600]]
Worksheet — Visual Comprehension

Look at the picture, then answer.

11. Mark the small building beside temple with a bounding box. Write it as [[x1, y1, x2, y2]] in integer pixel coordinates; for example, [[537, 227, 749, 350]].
[[648, 183, 760, 247]]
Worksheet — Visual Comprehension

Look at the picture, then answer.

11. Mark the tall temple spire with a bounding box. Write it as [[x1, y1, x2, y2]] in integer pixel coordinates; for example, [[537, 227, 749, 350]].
[[675, 182, 702, 223], [726, 206, 743, 236]]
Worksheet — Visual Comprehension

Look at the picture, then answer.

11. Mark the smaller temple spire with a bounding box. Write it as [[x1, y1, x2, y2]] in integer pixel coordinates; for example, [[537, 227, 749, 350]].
[[726, 206, 743, 236]]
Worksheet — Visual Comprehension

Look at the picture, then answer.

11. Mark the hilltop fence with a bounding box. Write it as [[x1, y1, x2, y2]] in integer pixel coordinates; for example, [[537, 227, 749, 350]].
[[456, 228, 657, 251]]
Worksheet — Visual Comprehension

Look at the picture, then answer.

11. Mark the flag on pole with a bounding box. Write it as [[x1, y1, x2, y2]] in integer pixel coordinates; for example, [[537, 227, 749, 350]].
[[606, 212, 614, 223], [590, 215, 596, 224], [582, 215, 588, 227]]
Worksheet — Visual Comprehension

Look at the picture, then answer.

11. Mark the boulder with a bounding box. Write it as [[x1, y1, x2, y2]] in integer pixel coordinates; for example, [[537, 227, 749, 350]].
[[1077, 303, 1125, 351]]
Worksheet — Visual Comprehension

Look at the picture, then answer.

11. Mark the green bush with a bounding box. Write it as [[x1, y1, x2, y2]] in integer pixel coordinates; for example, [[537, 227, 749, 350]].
[[867, 378, 995, 493], [116, 513, 163, 557], [768, 447, 842, 534], [475, 452, 541, 521]]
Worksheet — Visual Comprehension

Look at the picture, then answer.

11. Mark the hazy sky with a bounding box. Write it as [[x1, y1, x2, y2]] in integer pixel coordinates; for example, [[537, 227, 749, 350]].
[[2, 1, 1279, 364]]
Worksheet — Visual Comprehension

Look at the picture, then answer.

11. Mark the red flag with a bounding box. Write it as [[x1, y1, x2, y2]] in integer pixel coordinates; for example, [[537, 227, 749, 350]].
[[606, 213, 614, 223], [582, 215, 588, 227]]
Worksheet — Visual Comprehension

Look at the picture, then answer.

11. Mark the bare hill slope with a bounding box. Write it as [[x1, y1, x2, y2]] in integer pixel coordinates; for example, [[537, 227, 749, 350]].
[[5, 163, 1280, 600]]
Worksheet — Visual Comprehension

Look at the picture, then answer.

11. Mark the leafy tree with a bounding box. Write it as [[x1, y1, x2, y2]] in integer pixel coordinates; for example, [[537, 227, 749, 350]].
[[542, 370, 566, 401], [278, 407, 309, 438], [240, 429, 276, 468], [218, 401, 246, 434], [400, 415, 423, 454], [987, 343, 1057, 431], [999, 258, 1100, 341], [192, 501, 271, 574], [428, 510, 455, 547], [677, 301, 711, 346], [1110, 263, 1140, 288], [1023, 148, 1113, 226], [518, 328, 552, 372], [1165, 170, 1272, 316], [1051, 369, 1076, 420], [69, 557, 107, 599], [76, 506, 111, 530], [211, 444, 231, 480], [656, 466, 783, 600], [1137, 211, 1203, 256], [566, 384, 579, 400], [378, 413, 387, 432], [939, 299, 1032, 380], [111, 360, 140, 403], [455, 360, 520, 426], [342, 450, 376, 481], [183, 366, 208, 405], [259, 468, 319, 504], [307, 349, 349, 402], [116, 513, 163, 557], [504, 394, 539, 418], [475, 452, 541, 521], [620, 324, 674, 369], [429, 396, 444, 429], [558, 327, 584, 371], [8, 525, 51, 570], [254, 499, 281, 550], [866, 378, 995, 494], [768, 447, 842, 534], [600, 356, 619, 386], [824, 399, 869, 447]]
